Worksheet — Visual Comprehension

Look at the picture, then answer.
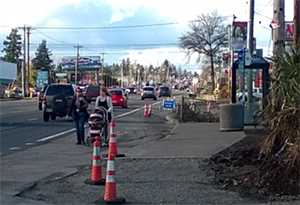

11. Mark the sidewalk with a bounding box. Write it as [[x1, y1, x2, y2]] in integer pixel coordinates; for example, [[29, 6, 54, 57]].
[[122, 122, 244, 158]]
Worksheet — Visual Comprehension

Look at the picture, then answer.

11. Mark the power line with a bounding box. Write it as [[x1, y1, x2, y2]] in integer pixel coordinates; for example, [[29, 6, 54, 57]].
[[1, 16, 233, 31], [33, 22, 178, 30], [28, 42, 179, 48], [33, 30, 71, 44]]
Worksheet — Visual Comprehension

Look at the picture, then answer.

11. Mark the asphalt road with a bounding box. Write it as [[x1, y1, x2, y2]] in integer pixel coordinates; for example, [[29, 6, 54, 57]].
[[0, 95, 152, 156]]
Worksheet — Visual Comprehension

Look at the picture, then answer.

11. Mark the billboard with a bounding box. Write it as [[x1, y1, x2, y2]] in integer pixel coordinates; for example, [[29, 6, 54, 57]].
[[59, 56, 101, 71], [232, 21, 248, 50], [0, 60, 17, 81], [36, 70, 49, 88]]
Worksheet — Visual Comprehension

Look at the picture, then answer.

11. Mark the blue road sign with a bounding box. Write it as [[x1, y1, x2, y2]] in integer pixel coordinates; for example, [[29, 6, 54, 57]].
[[163, 99, 176, 110]]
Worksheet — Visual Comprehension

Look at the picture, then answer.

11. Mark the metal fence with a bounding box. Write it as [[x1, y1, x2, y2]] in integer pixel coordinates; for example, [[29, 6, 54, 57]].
[[177, 96, 228, 122]]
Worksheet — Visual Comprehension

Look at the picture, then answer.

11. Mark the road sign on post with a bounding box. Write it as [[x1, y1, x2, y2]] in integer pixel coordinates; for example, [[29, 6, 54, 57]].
[[162, 99, 176, 110]]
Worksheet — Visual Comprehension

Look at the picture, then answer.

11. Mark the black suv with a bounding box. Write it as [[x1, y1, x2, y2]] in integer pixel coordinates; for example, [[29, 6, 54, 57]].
[[158, 86, 171, 97], [42, 84, 74, 122]]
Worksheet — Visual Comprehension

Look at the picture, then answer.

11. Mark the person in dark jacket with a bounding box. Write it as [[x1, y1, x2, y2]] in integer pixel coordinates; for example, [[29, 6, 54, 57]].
[[70, 87, 89, 145]]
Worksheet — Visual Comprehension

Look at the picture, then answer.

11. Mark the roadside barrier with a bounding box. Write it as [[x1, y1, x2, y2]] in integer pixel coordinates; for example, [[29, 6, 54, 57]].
[[85, 136, 105, 185], [103, 153, 126, 204]]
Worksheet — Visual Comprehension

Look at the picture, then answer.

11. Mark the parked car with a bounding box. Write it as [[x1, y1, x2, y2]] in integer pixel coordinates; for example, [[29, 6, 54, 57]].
[[110, 88, 128, 108], [85, 84, 100, 103], [4, 87, 22, 98], [141, 86, 157, 100], [158, 86, 171, 97], [42, 84, 74, 122], [38, 85, 49, 111]]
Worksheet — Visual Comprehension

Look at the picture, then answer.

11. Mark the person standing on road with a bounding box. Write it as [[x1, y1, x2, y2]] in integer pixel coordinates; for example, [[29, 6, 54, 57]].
[[70, 87, 89, 145], [95, 87, 113, 144]]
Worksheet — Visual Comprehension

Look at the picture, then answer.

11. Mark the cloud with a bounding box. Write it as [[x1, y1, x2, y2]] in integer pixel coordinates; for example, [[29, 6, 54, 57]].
[[0, 0, 295, 68], [0, 0, 81, 27]]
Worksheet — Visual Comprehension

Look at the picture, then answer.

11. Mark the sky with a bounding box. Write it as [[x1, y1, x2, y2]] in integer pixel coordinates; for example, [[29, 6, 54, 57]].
[[0, 0, 294, 72]]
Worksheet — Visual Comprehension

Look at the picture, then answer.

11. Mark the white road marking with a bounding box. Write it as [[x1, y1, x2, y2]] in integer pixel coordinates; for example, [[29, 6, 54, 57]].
[[36, 128, 76, 142], [35, 101, 160, 143], [25, 142, 35, 146], [28, 118, 38, 121], [9, 147, 21, 151]]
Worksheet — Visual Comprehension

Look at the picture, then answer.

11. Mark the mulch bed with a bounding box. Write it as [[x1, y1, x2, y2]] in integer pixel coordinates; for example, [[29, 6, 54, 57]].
[[208, 127, 300, 202]]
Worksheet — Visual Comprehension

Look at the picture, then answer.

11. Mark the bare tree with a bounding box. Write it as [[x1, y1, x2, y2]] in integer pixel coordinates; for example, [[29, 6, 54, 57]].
[[180, 12, 228, 91]]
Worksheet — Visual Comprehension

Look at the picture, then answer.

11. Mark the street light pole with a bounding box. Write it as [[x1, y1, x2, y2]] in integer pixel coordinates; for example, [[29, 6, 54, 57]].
[[74, 44, 82, 85]]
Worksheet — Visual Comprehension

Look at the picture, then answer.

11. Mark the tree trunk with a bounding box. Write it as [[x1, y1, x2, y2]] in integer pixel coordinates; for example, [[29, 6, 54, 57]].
[[210, 53, 215, 93]]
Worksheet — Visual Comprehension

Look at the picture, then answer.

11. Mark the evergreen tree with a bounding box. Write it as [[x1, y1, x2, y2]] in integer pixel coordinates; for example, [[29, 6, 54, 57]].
[[2, 28, 22, 63], [32, 40, 53, 70]]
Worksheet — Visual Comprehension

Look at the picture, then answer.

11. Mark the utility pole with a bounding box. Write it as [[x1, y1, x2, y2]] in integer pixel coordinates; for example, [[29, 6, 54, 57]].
[[100, 52, 105, 86], [96, 56, 100, 85], [247, 0, 255, 106], [273, 0, 285, 57], [26, 27, 31, 94], [121, 61, 124, 88], [74, 44, 82, 85], [22, 25, 26, 97], [295, 0, 300, 47], [248, 0, 255, 55]]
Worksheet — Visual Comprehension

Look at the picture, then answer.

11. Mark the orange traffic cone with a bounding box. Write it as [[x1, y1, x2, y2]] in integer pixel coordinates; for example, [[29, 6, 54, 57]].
[[105, 120, 125, 158], [147, 104, 152, 117], [103, 154, 126, 204], [108, 133, 118, 157], [144, 104, 148, 118], [85, 136, 105, 185]]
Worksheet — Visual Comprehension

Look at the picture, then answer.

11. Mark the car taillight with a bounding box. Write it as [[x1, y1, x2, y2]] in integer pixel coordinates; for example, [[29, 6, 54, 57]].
[[120, 97, 124, 101]]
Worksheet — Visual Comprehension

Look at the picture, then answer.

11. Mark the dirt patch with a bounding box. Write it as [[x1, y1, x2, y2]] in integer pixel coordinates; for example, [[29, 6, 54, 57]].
[[208, 128, 300, 202]]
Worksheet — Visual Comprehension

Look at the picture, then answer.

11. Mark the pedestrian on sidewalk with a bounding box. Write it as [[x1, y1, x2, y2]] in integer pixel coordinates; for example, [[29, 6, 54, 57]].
[[95, 87, 113, 144], [70, 87, 89, 145]]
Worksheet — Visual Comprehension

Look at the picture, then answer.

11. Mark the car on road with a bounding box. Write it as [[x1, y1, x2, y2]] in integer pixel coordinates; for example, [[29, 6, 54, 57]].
[[85, 84, 100, 103], [42, 84, 74, 122], [110, 88, 128, 108], [141, 86, 157, 100], [158, 86, 171, 97], [127, 87, 137, 94]]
